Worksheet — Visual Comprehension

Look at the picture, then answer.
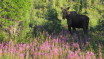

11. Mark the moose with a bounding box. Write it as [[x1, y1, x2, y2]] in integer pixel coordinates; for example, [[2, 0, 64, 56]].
[[61, 7, 89, 38]]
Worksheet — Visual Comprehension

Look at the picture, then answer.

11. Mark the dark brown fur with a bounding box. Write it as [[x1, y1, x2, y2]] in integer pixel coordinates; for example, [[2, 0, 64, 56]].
[[61, 7, 89, 35]]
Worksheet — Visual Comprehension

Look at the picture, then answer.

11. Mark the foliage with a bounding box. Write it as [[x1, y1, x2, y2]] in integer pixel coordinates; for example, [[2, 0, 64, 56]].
[[0, 0, 32, 41]]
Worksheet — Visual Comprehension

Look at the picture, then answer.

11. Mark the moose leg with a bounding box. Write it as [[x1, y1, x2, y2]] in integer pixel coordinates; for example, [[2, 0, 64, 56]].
[[83, 27, 88, 44], [83, 25, 88, 36], [72, 27, 76, 34], [68, 25, 72, 34], [83, 20, 89, 38]]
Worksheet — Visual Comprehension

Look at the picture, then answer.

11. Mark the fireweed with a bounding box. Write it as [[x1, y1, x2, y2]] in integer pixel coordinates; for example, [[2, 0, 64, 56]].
[[0, 31, 103, 59]]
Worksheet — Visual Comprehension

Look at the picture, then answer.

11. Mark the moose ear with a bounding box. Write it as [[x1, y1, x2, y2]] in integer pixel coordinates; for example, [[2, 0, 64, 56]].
[[67, 7, 70, 10]]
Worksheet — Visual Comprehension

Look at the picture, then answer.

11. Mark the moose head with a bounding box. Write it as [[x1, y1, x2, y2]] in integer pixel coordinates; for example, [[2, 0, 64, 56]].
[[61, 7, 70, 19], [61, 7, 77, 19]]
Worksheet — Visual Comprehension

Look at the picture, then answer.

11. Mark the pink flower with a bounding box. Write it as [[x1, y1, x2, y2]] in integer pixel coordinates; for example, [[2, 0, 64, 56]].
[[53, 48, 59, 55], [59, 35, 63, 38], [72, 43, 79, 48], [49, 35, 52, 38], [19, 53, 24, 59], [34, 52, 38, 56], [53, 38, 59, 43], [86, 41, 89, 46], [40, 41, 51, 51], [85, 51, 96, 59], [26, 45, 30, 49], [19, 47, 24, 53]]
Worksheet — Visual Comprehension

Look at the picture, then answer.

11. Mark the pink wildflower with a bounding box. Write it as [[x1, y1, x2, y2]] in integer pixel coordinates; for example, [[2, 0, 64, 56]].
[[19, 53, 24, 59]]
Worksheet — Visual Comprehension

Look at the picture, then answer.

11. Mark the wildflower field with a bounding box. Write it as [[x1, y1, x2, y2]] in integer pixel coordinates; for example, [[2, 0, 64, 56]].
[[0, 31, 103, 59]]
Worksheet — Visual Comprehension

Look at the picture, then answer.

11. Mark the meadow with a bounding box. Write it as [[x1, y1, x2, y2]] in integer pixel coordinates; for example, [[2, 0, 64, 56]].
[[0, 0, 104, 59]]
